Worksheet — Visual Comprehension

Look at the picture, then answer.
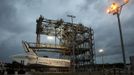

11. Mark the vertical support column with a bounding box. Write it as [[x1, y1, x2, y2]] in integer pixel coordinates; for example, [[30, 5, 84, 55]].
[[36, 34, 40, 47], [92, 29, 96, 71], [67, 15, 76, 72], [36, 15, 44, 47], [55, 27, 56, 47]]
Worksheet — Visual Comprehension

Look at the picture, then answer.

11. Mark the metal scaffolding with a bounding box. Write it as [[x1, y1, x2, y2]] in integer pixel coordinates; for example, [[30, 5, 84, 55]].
[[27, 15, 94, 72]]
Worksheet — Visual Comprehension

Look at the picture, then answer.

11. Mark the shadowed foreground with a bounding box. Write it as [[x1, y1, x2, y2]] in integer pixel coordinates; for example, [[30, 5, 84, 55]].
[[30, 71, 134, 75]]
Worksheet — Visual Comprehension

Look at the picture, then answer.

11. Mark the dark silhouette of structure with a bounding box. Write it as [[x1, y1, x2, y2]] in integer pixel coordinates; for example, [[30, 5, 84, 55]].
[[25, 15, 95, 72]]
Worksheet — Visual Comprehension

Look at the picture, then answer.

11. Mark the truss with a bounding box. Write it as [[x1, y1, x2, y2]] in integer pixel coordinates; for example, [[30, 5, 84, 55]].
[[25, 15, 95, 72]]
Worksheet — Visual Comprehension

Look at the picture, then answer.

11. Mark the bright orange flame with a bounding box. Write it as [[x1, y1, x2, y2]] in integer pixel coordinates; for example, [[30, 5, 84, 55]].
[[124, 0, 129, 3], [111, 3, 119, 11], [107, 3, 119, 14]]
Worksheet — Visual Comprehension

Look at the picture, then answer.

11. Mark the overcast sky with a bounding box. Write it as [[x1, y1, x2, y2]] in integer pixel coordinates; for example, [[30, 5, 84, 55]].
[[0, 0, 134, 64]]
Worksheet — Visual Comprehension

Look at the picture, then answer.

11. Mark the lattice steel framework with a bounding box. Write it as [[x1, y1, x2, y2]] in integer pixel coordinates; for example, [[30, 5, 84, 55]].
[[31, 15, 95, 72]]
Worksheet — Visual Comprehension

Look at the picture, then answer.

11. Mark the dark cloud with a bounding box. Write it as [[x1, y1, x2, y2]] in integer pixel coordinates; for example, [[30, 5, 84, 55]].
[[0, 0, 30, 34], [0, 0, 134, 64], [0, 0, 35, 62]]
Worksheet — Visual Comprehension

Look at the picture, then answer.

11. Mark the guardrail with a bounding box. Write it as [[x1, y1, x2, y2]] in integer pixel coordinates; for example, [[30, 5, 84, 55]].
[[28, 42, 67, 49]]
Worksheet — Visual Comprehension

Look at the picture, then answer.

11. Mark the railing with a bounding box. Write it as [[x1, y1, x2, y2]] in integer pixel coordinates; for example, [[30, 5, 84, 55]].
[[28, 42, 67, 49]]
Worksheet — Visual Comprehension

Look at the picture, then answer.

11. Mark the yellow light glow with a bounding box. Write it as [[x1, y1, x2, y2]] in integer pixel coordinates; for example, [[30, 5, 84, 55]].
[[106, 3, 119, 14], [111, 3, 119, 11]]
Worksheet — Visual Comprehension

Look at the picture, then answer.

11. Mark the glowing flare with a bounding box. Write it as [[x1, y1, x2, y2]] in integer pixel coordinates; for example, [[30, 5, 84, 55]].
[[124, 0, 129, 3], [106, 3, 119, 14], [99, 49, 104, 53], [47, 36, 54, 40], [111, 3, 119, 11], [107, 9, 110, 14]]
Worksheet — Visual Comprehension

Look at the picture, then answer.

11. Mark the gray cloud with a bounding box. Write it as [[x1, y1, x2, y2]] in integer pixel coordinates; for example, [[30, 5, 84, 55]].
[[0, 0, 134, 64]]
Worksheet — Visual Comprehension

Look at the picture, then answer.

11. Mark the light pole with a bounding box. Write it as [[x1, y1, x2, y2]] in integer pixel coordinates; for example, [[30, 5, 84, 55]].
[[99, 49, 104, 74], [67, 15, 76, 72], [106, 0, 129, 70]]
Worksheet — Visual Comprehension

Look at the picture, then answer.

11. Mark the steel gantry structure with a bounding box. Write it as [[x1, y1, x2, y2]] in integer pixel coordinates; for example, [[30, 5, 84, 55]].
[[26, 15, 95, 72]]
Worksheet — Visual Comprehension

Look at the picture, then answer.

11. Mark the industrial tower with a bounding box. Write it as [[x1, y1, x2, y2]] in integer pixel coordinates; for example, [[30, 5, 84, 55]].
[[26, 15, 95, 72]]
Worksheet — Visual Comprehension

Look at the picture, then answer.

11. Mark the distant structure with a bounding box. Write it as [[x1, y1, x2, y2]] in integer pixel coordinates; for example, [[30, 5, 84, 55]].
[[35, 15, 94, 72], [13, 15, 95, 72]]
